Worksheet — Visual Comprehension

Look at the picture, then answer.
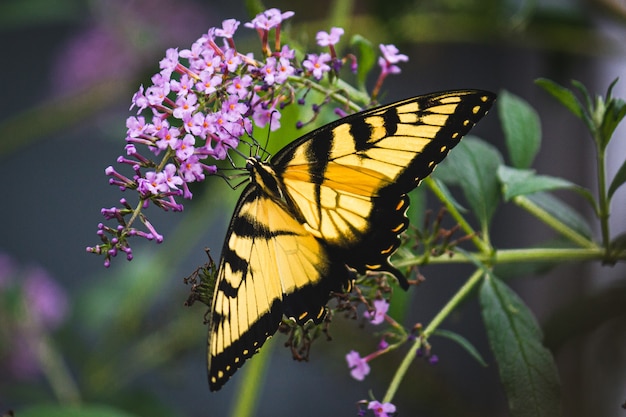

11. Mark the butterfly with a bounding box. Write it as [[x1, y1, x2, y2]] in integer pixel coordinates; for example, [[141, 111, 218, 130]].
[[206, 89, 496, 391]]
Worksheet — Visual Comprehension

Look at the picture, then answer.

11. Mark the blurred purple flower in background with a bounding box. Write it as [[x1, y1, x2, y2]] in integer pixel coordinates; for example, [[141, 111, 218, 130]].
[[50, 0, 211, 94], [0, 252, 69, 380]]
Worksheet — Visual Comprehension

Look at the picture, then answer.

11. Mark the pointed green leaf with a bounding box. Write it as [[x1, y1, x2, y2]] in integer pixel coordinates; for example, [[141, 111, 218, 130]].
[[480, 274, 561, 417], [350, 34, 376, 90], [525, 192, 592, 239], [434, 328, 488, 367], [498, 166, 577, 201], [434, 137, 503, 229], [600, 97, 626, 149], [608, 157, 626, 199], [498, 90, 541, 169], [535, 78, 584, 120]]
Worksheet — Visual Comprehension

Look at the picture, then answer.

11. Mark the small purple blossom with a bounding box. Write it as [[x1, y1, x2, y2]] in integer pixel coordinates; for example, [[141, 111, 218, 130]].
[[364, 299, 389, 325], [303, 53, 331, 80], [378, 44, 408, 75], [215, 19, 240, 38], [244, 8, 294, 30], [346, 350, 370, 381], [23, 268, 68, 330], [368, 401, 396, 417], [316, 27, 344, 47]]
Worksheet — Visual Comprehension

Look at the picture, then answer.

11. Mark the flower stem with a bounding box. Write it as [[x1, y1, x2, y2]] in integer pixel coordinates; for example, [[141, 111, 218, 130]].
[[395, 246, 612, 268], [382, 268, 484, 404], [512, 195, 597, 249], [229, 338, 274, 417], [425, 178, 491, 254], [594, 139, 611, 251]]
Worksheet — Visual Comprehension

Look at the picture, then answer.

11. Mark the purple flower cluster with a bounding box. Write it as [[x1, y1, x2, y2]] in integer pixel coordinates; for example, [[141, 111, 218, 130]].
[[87, 8, 408, 268]]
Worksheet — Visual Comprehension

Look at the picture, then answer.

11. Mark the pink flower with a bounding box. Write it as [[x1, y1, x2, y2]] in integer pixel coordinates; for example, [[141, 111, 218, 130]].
[[215, 19, 240, 38], [303, 53, 331, 80], [364, 299, 389, 325], [316, 27, 344, 46], [172, 94, 198, 119], [368, 401, 396, 417], [378, 44, 408, 75], [23, 268, 68, 330], [346, 350, 370, 381], [175, 134, 196, 161], [159, 48, 179, 78], [244, 8, 294, 30], [195, 71, 223, 95]]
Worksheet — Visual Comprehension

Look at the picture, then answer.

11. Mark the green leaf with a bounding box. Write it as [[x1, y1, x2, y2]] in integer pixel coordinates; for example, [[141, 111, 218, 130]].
[[525, 192, 592, 239], [600, 97, 626, 149], [433, 329, 488, 367], [350, 34, 376, 91], [18, 404, 139, 417], [498, 166, 577, 201], [608, 157, 626, 199], [434, 137, 503, 230], [480, 274, 561, 417], [498, 90, 541, 169], [535, 78, 584, 120]]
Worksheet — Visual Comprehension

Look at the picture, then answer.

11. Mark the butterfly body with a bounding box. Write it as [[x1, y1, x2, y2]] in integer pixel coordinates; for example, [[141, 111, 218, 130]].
[[207, 90, 496, 390]]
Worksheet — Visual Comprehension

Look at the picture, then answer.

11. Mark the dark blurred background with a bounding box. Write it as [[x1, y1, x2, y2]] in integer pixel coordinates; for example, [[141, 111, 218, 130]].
[[1, 0, 625, 416]]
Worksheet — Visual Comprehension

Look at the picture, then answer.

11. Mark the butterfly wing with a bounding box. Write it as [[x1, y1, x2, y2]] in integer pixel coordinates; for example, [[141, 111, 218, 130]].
[[272, 90, 496, 286], [207, 90, 495, 391], [208, 184, 351, 391]]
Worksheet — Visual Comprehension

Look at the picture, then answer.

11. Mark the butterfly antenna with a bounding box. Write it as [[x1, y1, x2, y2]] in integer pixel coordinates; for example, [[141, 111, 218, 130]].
[[260, 110, 280, 161]]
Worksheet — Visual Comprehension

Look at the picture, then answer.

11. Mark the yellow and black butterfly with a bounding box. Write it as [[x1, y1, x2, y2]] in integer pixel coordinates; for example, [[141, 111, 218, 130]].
[[206, 90, 495, 391]]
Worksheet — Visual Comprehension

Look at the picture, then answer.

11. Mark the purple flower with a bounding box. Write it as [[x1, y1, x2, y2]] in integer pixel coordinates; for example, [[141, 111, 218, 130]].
[[227, 75, 253, 99], [244, 8, 294, 30], [223, 48, 242, 72], [172, 94, 198, 119], [368, 401, 396, 417], [130, 85, 148, 113], [156, 126, 181, 151], [364, 299, 389, 325], [378, 44, 408, 75], [159, 48, 179, 78], [162, 163, 184, 189], [346, 350, 370, 381], [215, 19, 240, 38], [23, 268, 68, 330], [195, 71, 223, 95], [379, 44, 408, 64], [174, 134, 196, 161], [253, 105, 281, 130], [303, 53, 331, 80], [316, 27, 344, 46], [261, 57, 278, 85], [126, 116, 147, 138]]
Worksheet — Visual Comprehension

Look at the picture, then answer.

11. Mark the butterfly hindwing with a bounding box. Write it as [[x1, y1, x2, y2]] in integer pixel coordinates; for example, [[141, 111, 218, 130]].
[[207, 89, 496, 391], [208, 185, 351, 390]]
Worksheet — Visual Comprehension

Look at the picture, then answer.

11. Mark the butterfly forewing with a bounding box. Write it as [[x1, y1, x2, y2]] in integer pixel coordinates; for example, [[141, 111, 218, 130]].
[[207, 89, 496, 390]]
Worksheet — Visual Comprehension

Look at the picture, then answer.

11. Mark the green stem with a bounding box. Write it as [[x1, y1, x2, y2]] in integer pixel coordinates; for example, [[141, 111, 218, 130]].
[[229, 338, 274, 417], [425, 178, 492, 254], [395, 247, 612, 269], [594, 140, 611, 250], [23, 304, 81, 405], [35, 333, 82, 406], [382, 268, 484, 403], [513, 195, 597, 249]]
